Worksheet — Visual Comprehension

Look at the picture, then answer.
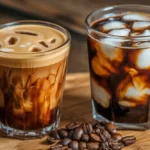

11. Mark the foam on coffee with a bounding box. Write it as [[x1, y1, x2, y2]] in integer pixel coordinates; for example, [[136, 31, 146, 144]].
[[0, 24, 69, 68]]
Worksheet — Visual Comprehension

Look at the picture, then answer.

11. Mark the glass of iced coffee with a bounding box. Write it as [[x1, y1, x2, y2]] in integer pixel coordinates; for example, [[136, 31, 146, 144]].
[[0, 21, 70, 139], [86, 5, 150, 130]]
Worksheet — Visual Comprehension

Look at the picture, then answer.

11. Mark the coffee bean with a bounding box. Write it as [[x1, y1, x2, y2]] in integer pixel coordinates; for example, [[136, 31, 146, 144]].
[[111, 133, 122, 141], [66, 122, 82, 130], [90, 133, 101, 142], [50, 144, 63, 150], [69, 130, 74, 139], [81, 134, 89, 142], [82, 123, 93, 134], [104, 122, 116, 134], [102, 130, 111, 139], [87, 142, 99, 150], [93, 123, 104, 130], [59, 138, 71, 146], [47, 137, 57, 144], [105, 141, 109, 147], [47, 121, 136, 150], [86, 123, 93, 134], [72, 127, 84, 141], [79, 142, 86, 150], [101, 142, 110, 150], [82, 123, 88, 134], [68, 141, 79, 150], [49, 130, 60, 140], [109, 141, 124, 150], [99, 131, 106, 142], [95, 128, 101, 134], [122, 136, 136, 146], [108, 138, 116, 143], [58, 129, 68, 139]]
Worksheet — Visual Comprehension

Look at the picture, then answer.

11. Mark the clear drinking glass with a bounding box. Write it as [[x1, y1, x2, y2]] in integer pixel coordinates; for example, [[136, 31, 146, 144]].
[[86, 5, 150, 130], [0, 21, 71, 139]]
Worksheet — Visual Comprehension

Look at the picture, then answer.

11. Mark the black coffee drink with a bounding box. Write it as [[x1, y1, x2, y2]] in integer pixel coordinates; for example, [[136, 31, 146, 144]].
[[86, 6, 150, 129]]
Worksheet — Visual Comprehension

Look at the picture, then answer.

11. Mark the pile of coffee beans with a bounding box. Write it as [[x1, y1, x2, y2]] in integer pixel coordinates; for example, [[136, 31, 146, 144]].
[[47, 122, 136, 150]]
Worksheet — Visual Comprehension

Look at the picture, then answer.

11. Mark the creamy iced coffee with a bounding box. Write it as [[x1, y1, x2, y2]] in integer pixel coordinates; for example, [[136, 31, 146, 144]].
[[87, 6, 150, 129], [0, 21, 70, 137]]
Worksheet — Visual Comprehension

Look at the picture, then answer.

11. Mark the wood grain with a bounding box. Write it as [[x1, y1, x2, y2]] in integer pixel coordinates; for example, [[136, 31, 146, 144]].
[[0, 73, 150, 150], [0, 0, 150, 34]]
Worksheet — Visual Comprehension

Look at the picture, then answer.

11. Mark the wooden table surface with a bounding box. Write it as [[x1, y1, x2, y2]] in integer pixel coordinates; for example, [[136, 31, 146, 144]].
[[0, 73, 150, 150], [0, 1, 150, 149]]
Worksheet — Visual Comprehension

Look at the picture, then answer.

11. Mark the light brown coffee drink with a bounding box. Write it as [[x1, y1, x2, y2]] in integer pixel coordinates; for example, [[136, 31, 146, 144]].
[[0, 21, 70, 138]]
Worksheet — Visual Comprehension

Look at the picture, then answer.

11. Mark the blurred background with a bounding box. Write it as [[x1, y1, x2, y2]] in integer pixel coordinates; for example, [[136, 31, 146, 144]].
[[0, 0, 150, 73]]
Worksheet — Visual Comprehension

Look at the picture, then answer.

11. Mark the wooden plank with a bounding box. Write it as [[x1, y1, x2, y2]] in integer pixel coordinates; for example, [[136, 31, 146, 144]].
[[0, 73, 150, 149], [0, 0, 150, 34]]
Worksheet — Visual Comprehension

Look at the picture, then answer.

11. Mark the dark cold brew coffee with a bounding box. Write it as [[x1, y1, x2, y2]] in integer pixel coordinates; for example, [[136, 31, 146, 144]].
[[87, 11, 150, 128]]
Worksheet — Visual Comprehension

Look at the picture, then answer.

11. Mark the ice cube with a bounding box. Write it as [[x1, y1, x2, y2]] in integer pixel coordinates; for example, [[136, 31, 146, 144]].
[[132, 22, 150, 31], [137, 48, 150, 69], [10, 69, 29, 88], [35, 78, 51, 90], [30, 66, 51, 85], [117, 83, 148, 106], [91, 78, 111, 108], [55, 59, 66, 82], [100, 38, 121, 47], [50, 81, 61, 109], [132, 75, 148, 91], [92, 56, 110, 76], [101, 21, 127, 32], [23, 101, 33, 112], [117, 73, 150, 106], [124, 68, 147, 91], [128, 48, 150, 69], [131, 30, 150, 37], [100, 38, 123, 62], [108, 29, 130, 36], [125, 86, 150, 103], [118, 100, 136, 107], [122, 12, 150, 21]]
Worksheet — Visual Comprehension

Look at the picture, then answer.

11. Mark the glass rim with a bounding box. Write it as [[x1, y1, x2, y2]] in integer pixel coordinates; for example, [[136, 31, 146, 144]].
[[85, 4, 150, 41], [0, 20, 71, 58]]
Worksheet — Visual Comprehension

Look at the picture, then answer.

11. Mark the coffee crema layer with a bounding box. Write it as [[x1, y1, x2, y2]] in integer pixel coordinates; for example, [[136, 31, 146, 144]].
[[0, 24, 69, 68]]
